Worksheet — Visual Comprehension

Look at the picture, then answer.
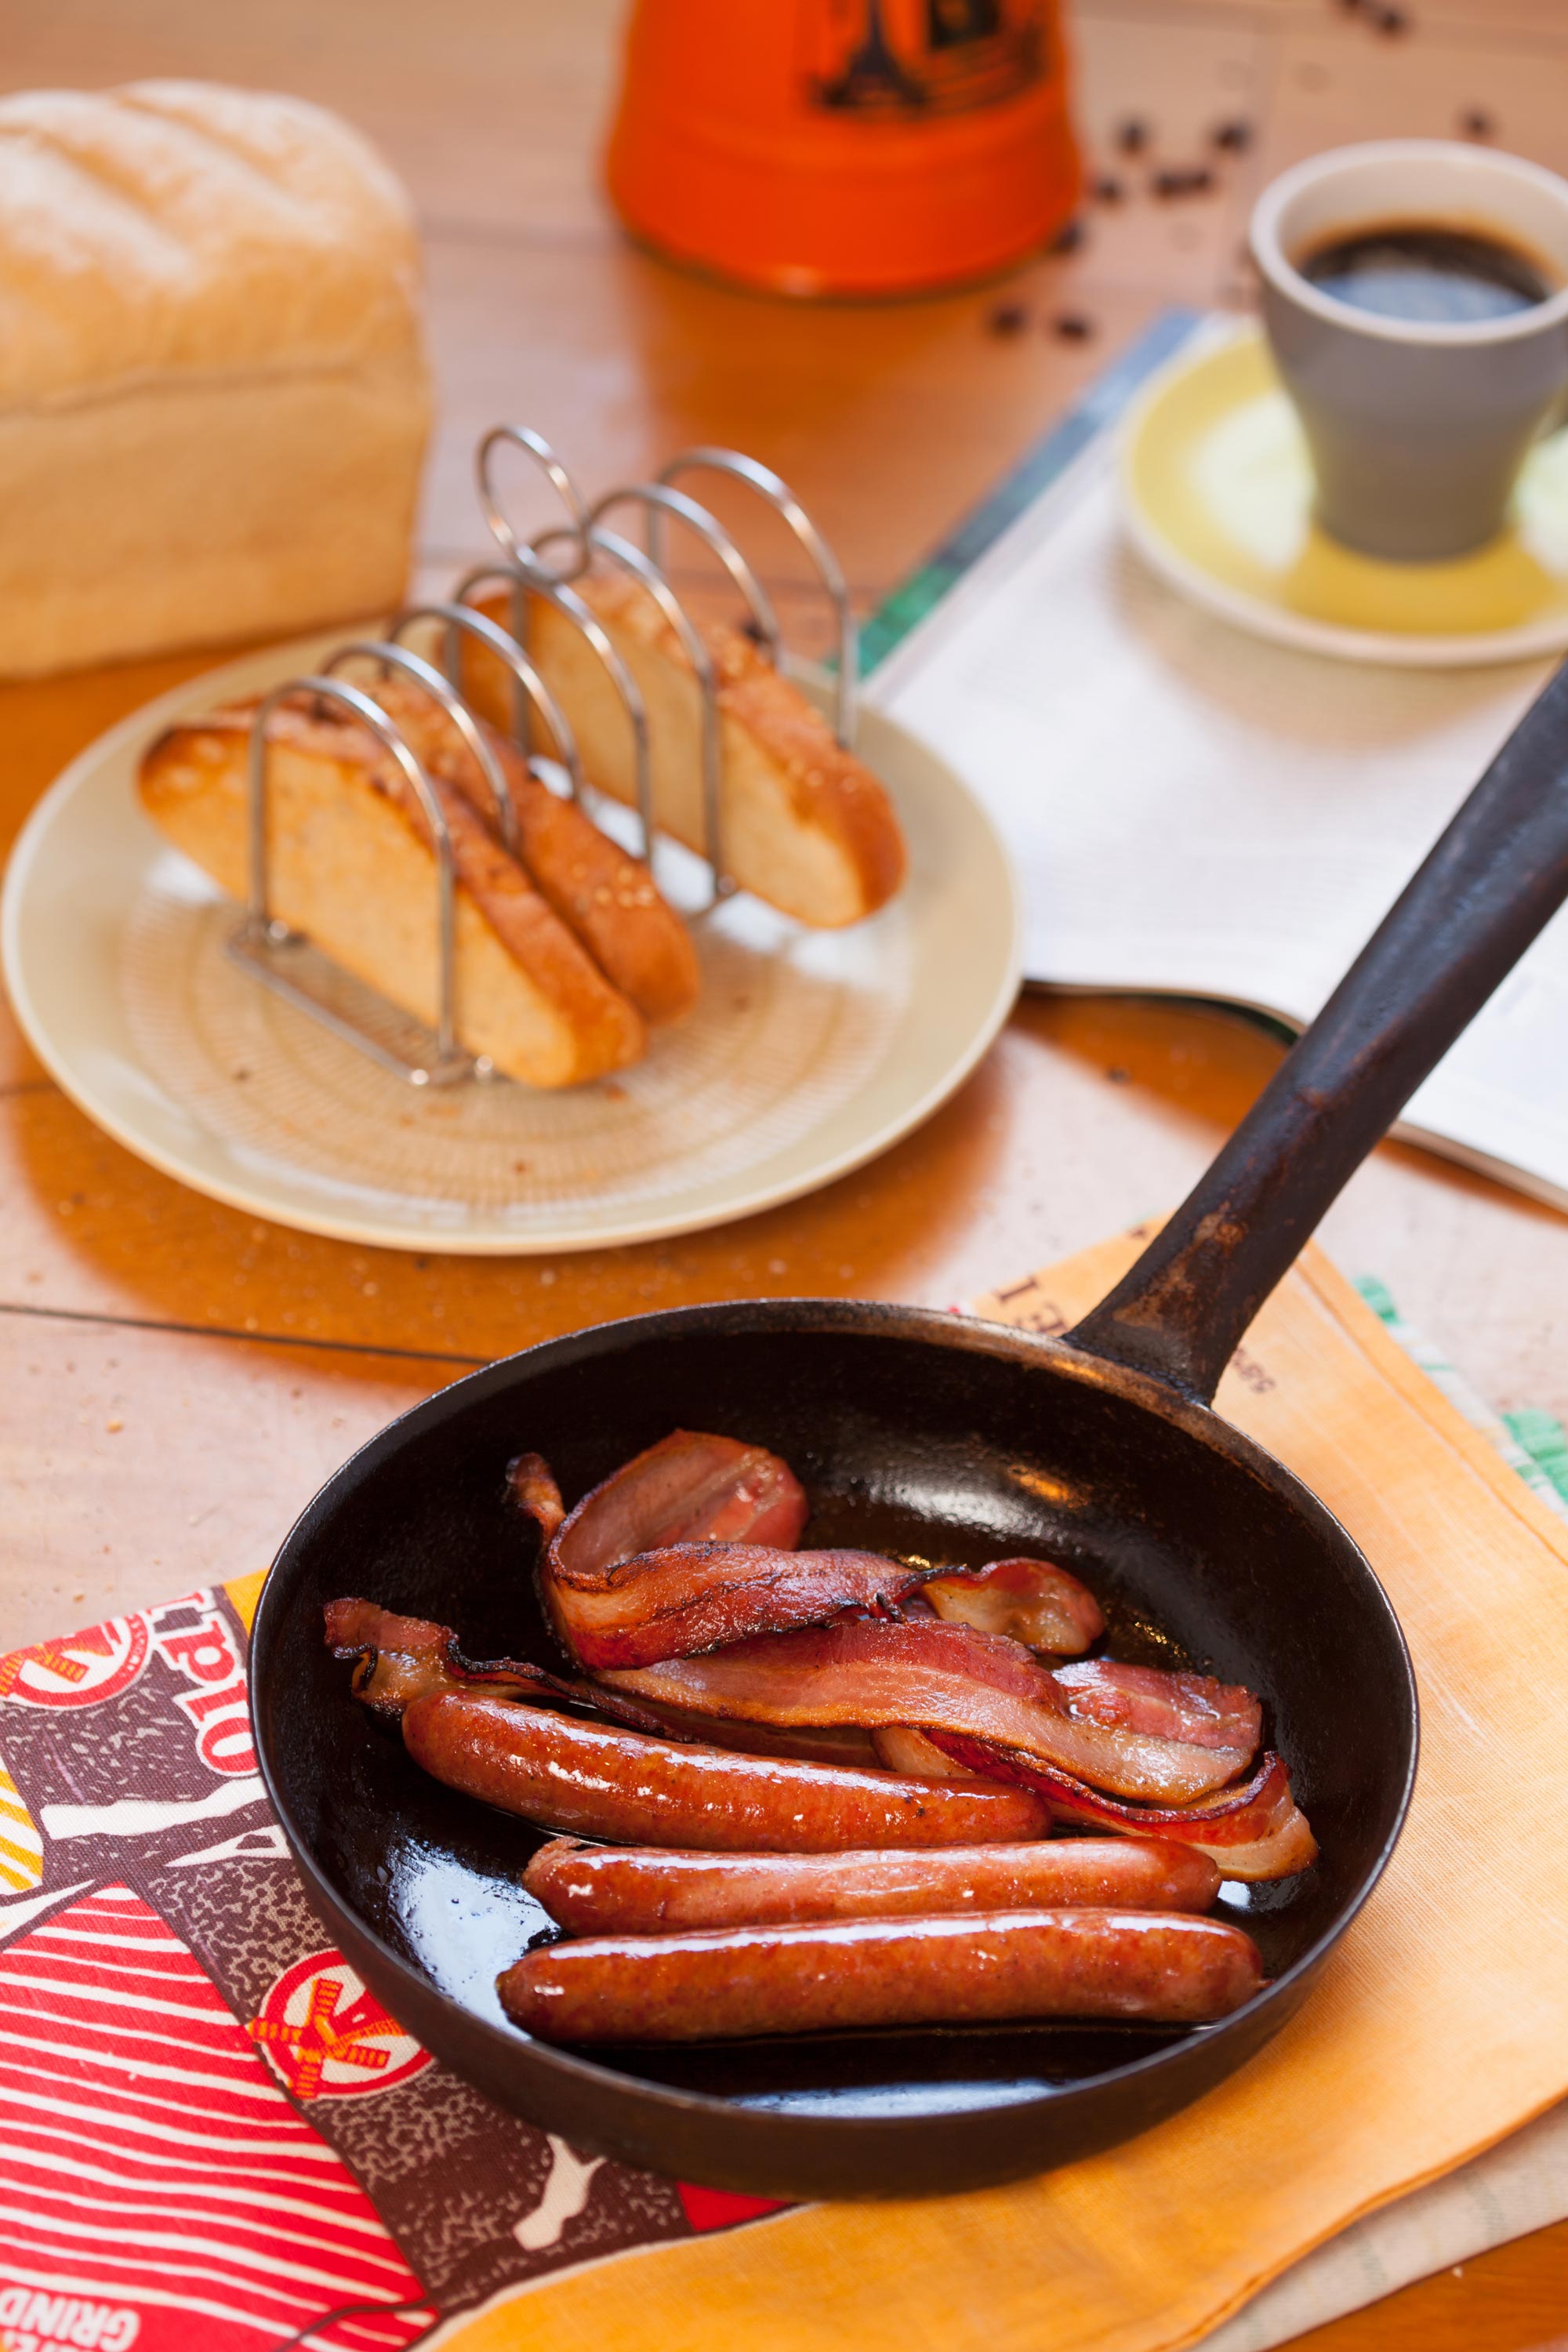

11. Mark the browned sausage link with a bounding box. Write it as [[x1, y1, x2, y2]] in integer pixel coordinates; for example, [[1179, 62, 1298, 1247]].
[[499, 1908, 1265, 2042], [524, 1836, 1221, 1935], [401, 1693, 1051, 1852]]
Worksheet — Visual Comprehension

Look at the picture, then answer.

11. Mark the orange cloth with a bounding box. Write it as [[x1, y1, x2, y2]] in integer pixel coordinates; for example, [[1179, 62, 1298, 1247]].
[[437, 1236, 1568, 2352]]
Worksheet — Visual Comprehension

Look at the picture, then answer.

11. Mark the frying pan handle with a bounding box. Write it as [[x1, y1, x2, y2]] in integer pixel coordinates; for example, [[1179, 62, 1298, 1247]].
[[1065, 658, 1568, 1405]]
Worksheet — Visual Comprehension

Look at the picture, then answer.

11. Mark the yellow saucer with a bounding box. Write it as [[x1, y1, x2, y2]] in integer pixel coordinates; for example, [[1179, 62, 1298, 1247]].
[[1121, 327, 1568, 666]]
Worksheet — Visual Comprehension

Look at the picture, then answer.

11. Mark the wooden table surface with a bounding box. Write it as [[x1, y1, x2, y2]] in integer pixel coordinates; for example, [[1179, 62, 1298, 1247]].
[[4, 2, 1568, 2343]]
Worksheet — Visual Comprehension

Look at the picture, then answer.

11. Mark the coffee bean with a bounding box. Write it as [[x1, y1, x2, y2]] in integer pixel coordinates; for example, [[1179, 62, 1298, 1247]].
[[1092, 174, 1126, 205], [1375, 5, 1410, 30], [1050, 217, 1087, 255], [1212, 120, 1254, 153], [987, 302, 1029, 337], [1114, 118, 1150, 155], [1152, 166, 1215, 199], [1460, 107, 1494, 139], [1051, 313, 1094, 341]]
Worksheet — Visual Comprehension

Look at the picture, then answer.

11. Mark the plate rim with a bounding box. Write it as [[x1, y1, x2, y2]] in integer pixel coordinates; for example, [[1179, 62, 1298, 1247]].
[[1120, 325, 1568, 670], [2, 633, 1025, 1256]]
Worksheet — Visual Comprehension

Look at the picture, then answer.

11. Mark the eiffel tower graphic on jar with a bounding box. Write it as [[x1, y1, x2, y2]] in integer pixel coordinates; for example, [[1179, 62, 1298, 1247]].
[[815, 0, 1047, 118], [608, 0, 1079, 295]]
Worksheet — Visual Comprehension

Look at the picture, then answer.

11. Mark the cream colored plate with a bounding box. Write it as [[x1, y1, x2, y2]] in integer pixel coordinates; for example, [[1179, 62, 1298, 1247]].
[[2, 632, 1022, 1255], [1122, 327, 1568, 667]]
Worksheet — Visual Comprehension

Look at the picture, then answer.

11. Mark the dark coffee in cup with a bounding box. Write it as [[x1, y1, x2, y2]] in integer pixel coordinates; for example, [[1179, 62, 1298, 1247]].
[[1298, 220, 1555, 325], [1252, 142, 1568, 561]]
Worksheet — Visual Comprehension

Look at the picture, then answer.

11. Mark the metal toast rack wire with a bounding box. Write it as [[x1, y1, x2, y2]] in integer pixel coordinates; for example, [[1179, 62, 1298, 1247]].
[[226, 426, 859, 1088]]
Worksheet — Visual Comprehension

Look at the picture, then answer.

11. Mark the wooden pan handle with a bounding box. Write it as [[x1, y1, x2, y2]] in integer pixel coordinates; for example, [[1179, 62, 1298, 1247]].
[[1066, 658, 1568, 1404]]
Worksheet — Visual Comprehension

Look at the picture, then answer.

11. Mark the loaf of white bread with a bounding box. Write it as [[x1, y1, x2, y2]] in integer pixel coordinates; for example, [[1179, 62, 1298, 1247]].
[[0, 82, 430, 677]]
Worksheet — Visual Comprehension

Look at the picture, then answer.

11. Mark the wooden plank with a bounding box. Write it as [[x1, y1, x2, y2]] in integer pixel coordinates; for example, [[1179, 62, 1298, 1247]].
[[0, 995, 1263, 1353], [0, 0, 626, 242], [419, 234, 1172, 580], [1076, 0, 1568, 42], [2, 987, 1563, 1425], [1262, 8, 1568, 174], [1069, 2, 1269, 311], [0, 1307, 449, 1654]]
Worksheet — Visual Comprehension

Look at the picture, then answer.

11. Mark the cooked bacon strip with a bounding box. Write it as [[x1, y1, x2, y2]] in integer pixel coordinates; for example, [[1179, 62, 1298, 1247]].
[[625, 1694, 881, 1769], [599, 1618, 1254, 1805], [509, 1453, 564, 1540], [325, 1599, 449, 1667], [324, 1599, 566, 1716], [520, 1429, 1126, 1673], [322, 1600, 673, 1737], [924, 1558, 1105, 1654], [524, 1427, 926, 1671], [872, 1727, 971, 1778], [924, 1735, 1318, 1882], [547, 1542, 930, 1671], [520, 1428, 818, 1664], [1053, 1660, 1261, 1759], [543, 1428, 808, 1567]]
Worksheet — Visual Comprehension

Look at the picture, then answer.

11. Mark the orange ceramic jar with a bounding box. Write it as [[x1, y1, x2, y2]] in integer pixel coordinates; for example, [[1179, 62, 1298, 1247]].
[[606, 0, 1080, 298]]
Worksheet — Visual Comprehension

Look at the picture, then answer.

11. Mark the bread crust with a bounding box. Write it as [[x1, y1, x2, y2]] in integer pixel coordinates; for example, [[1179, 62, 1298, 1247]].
[[361, 678, 700, 1025], [139, 701, 645, 1090], [0, 83, 423, 408], [0, 82, 429, 677], [470, 579, 906, 928]]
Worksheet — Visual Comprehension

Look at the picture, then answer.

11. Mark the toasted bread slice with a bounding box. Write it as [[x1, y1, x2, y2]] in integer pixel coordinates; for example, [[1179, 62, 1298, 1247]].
[[467, 576, 906, 928], [361, 677, 699, 1025], [139, 700, 646, 1089]]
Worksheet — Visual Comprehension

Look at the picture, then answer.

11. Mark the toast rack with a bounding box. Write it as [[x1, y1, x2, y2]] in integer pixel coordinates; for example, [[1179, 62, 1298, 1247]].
[[226, 426, 859, 1088]]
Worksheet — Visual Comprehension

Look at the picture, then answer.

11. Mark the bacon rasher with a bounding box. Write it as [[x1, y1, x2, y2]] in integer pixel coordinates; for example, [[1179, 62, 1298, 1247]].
[[924, 1736, 1318, 1882], [514, 1432, 934, 1670], [923, 1557, 1105, 1654], [1052, 1659, 1262, 1758], [517, 1432, 1127, 1671], [546, 1541, 931, 1672], [521, 1431, 808, 1577], [597, 1617, 1257, 1806], [322, 1600, 672, 1737]]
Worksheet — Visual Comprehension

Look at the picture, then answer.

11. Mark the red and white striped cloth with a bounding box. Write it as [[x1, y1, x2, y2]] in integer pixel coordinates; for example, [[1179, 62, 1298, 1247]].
[[0, 1883, 431, 2352]]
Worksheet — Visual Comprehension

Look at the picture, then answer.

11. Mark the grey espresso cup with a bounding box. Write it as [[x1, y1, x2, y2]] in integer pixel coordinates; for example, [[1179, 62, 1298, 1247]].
[[1252, 141, 1568, 562]]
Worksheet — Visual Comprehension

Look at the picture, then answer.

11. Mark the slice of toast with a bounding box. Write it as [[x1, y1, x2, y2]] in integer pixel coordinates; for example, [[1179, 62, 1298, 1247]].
[[361, 677, 699, 1025], [467, 575, 906, 928], [139, 699, 646, 1089]]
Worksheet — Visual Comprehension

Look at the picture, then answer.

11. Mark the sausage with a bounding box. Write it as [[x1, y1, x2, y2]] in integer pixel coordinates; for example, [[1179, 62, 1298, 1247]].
[[499, 1908, 1265, 2042], [523, 1836, 1221, 1935], [401, 1692, 1051, 1851]]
